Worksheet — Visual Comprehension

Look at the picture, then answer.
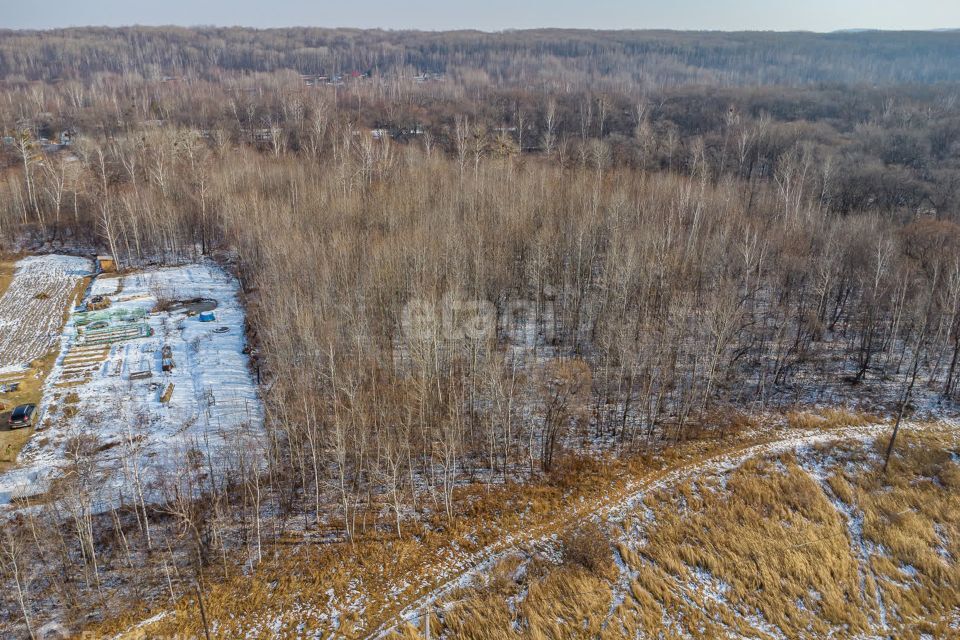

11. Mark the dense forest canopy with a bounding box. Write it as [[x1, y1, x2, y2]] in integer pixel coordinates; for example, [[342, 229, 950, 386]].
[[0, 26, 959, 638], [2, 27, 960, 87]]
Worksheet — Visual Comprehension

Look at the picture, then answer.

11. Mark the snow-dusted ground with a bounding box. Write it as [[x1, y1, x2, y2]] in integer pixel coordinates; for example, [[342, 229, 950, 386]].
[[0, 255, 90, 374], [113, 419, 958, 639], [0, 263, 262, 508], [367, 421, 952, 640]]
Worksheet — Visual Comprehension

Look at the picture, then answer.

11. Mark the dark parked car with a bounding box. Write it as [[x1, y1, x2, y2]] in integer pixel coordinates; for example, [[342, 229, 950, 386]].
[[8, 404, 36, 429]]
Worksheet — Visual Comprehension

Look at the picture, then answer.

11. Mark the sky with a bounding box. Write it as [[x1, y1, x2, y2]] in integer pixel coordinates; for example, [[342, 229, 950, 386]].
[[5, 0, 960, 32]]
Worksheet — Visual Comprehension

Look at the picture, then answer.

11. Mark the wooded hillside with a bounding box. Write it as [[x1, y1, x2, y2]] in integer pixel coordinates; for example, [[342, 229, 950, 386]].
[[0, 27, 958, 637]]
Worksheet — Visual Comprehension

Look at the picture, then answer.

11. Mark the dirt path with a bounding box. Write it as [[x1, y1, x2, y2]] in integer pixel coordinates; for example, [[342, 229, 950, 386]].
[[365, 422, 914, 639], [112, 420, 952, 639]]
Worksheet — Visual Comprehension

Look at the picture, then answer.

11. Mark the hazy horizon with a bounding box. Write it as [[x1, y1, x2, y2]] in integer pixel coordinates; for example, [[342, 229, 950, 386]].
[[6, 0, 960, 33], [4, 26, 960, 34]]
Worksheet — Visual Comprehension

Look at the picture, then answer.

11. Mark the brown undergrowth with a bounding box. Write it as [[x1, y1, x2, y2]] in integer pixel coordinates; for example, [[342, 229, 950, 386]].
[[94, 408, 894, 639], [0, 259, 14, 298], [406, 427, 959, 639]]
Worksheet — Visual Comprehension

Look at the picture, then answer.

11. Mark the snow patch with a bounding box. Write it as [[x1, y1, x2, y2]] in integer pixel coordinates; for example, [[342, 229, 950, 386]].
[[0, 262, 263, 510]]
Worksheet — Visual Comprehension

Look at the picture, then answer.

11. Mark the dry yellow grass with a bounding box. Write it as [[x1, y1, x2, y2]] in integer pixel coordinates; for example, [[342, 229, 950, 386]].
[[93, 419, 957, 640], [846, 432, 960, 638], [786, 407, 878, 430], [0, 259, 14, 298], [410, 430, 960, 639], [94, 426, 773, 639], [0, 350, 58, 468], [632, 456, 874, 637]]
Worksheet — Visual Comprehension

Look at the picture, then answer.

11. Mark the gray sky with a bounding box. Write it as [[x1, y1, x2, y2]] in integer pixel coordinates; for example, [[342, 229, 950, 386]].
[[5, 0, 960, 32]]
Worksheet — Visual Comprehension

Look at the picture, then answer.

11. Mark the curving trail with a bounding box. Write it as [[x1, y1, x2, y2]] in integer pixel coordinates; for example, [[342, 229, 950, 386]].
[[366, 421, 926, 639]]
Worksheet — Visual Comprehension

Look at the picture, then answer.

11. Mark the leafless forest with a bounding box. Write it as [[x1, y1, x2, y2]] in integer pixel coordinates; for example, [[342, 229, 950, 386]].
[[1, 28, 959, 636]]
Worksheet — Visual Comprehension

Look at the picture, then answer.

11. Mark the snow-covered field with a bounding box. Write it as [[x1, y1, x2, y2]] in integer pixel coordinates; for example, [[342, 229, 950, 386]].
[[0, 263, 262, 508], [0, 255, 90, 374]]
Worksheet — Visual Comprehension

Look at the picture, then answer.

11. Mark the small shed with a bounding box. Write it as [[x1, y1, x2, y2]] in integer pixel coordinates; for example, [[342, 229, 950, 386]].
[[96, 255, 116, 273]]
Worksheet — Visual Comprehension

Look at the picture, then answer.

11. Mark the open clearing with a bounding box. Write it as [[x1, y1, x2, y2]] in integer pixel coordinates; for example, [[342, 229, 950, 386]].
[[0, 255, 90, 474], [0, 255, 90, 373], [0, 262, 262, 508], [109, 418, 958, 639], [370, 423, 908, 640], [412, 425, 960, 639]]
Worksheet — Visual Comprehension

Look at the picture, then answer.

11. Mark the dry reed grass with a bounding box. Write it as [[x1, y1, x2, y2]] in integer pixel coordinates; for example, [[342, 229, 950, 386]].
[[0, 259, 14, 299], [786, 407, 878, 430], [410, 430, 959, 639]]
